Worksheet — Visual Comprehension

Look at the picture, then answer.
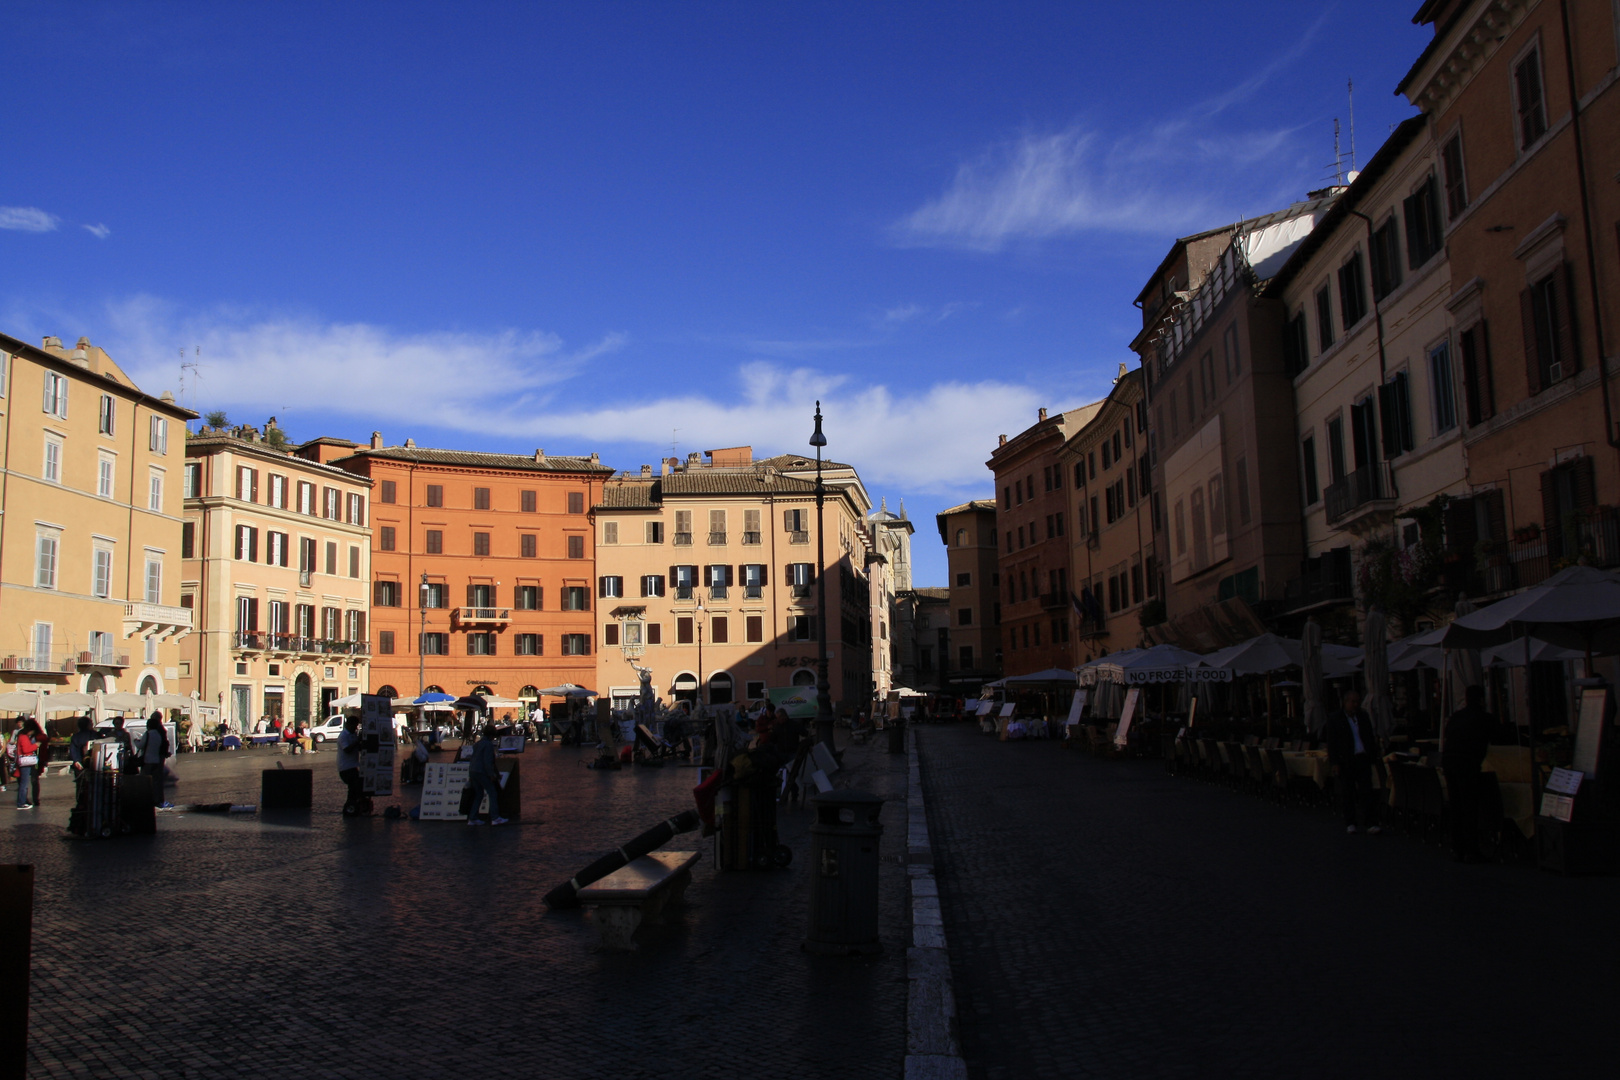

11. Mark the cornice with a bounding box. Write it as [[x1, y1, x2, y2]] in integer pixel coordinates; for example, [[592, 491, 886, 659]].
[[1407, 0, 1534, 117]]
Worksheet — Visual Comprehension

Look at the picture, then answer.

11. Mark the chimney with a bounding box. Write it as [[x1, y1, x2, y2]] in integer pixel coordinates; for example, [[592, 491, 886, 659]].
[[370, 431, 383, 450], [534, 449, 545, 462], [1038, 407, 1048, 422], [41, 335, 62, 350], [160, 391, 175, 404], [687, 451, 701, 468], [640, 464, 652, 478], [998, 434, 1007, 447], [589, 452, 600, 465], [404, 438, 416, 448], [661, 459, 672, 477]]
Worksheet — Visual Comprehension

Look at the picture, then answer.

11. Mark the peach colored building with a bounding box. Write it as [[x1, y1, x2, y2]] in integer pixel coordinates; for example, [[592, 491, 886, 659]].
[[935, 499, 1002, 687], [592, 447, 877, 714], [0, 333, 194, 698]]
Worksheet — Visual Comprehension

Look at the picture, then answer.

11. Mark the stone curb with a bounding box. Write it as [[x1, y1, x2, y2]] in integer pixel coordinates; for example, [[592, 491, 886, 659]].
[[904, 728, 968, 1080]]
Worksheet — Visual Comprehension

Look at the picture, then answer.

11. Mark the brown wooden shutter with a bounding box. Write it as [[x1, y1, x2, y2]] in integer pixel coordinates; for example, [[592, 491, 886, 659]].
[[1521, 288, 1541, 395], [1557, 262, 1581, 375], [725, 565, 734, 586], [1540, 469, 1560, 552], [1484, 488, 1507, 543], [1573, 455, 1597, 512], [758, 564, 768, 586]]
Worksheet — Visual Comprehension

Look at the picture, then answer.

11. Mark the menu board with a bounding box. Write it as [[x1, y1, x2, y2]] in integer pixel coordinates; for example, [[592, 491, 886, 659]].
[[1540, 793, 1575, 823], [419, 762, 471, 820], [1572, 687, 1610, 777], [1544, 767, 1583, 796]]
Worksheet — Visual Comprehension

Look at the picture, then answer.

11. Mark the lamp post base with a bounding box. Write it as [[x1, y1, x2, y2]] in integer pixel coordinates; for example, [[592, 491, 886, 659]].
[[815, 717, 836, 752]]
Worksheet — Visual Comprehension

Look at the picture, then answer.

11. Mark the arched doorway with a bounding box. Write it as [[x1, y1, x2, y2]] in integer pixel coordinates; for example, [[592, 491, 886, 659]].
[[708, 672, 734, 706], [671, 672, 698, 706], [519, 684, 539, 700], [473, 685, 493, 696], [376, 685, 399, 699], [792, 669, 816, 687], [425, 685, 445, 694], [139, 674, 158, 695], [294, 673, 311, 725], [85, 672, 107, 693]]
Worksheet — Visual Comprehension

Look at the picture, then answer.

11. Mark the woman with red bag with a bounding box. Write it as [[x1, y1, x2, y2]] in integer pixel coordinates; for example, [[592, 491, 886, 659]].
[[14, 718, 46, 810]]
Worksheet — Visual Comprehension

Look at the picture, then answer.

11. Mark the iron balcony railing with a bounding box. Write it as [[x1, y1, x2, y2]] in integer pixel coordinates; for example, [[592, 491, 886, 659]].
[[456, 607, 511, 624], [1324, 462, 1396, 525], [789, 530, 809, 544], [708, 532, 727, 546], [741, 532, 762, 545], [744, 584, 763, 599], [673, 532, 693, 546], [2, 655, 76, 673]]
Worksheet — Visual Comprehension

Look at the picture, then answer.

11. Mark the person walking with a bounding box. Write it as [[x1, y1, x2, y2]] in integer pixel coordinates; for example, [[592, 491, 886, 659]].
[[140, 714, 173, 809], [1443, 684, 1496, 862], [337, 714, 365, 813], [1324, 688, 1382, 835], [467, 725, 506, 826], [13, 719, 44, 809]]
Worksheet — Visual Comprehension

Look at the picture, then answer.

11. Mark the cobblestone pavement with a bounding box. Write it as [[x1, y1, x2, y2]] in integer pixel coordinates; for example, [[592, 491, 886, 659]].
[[917, 724, 1620, 1080], [7, 738, 908, 1080]]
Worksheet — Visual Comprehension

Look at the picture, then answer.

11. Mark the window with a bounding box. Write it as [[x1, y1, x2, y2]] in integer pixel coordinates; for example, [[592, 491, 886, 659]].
[[323, 487, 341, 520], [473, 487, 490, 510], [671, 564, 698, 599], [787, 562, 814, 597], [1441, 133, 1468, 219], [1338, 252, 1368, 329], [711, 616, 728, 644], [783, 508, 807, 535], [425, 530, 443, 554], [299, 536, 316, 574], [743, 509, 761, 544], [740, 563, 766, 598], [235, 525, 258, 562], [646, 623, 662, 644], [181, 522, 195, 559], [426, 484, 443, 507], [708, 509, 726, 545], [1101, 441, 1112, 471], [1370, 216, 1402, 301], [297, 481, 315, 515], [1223, 322, 1241, 381], [99, 394, 115, 435], [420, 633, 448, 655], [515, 533, 534, 559], [183, 461, 200, 498], [1235, 456, 1251, 526], [1315, 283, 1334, 351], [1167, 390, 1179, 439], [42, 371, 68, 418], [1301, 437, 1320, 506], [789, 615, 814, 641], [515, 634, 542, 656], [677, 617, 694, 644], [1514, 44, 1547, 150], [567, 492, 585, 514], [378, 525, 396, 551], [706, 563, 732, 597], [746, 615, 763, 643], [1460, 323, 1495, 426], [646, 521, 664, 544], [1002, 486, 1011, 510], [374, 581, 400, 607], [1283, 312, 1309, 376], [1524, 266, 1578, 392], [515, 585, 541, 609], [520, 490, 536, 513], [599, 576, 624, 598], [958, 607, 973, 626], [235, 596, 258, 633], [1380, 374, 1416, 458], [380, 480, 396, 504], [346, 493, 364, 525], [602, 521, 618, 545], [266, 474, 286, 508], [43, 438, 61, 483], [92, 547, 112, 597], [144, 557, 162, 603], [378, 631, 395, 655], [956, 572, 971, 586], [349, 545, 361, 578], [1403, 177, 1443, 269], [35, 533, 58, 589], [473, 532, 490, 557], [567, 535, 585, 559], [265, 530, 289, 567], [466, 633, 496, 656], [561, 634, 589, 656], [1326, 417, 1347, 484], [149, 416, 168, 455], [149, 471, 163, 511], [640, 574, 666, 598], [1200, 350, 1214, 402], [325, 541, 338, 576], [562, 586, 588, 611], [1429, 341, 1457, 433]]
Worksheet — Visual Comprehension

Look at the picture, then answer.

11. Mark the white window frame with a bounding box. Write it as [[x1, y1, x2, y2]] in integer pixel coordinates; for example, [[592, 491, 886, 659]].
[[43, 435, 63, 484], [36, 531, 60, 589], [144, 556, 163, 604], [99, 394, 116, 436], [98, 453, 116, 499], [1428, 337, 1458, 435], [92, 546, 113, 598], [0, 349, 8, 397], [183, 461, 201, 498], [32, 622, 53, 665], [149, 415, 169, 455], [1508, 34, 1548, 155], [42, 371, 68, 418], [149, 469, 165, 512]]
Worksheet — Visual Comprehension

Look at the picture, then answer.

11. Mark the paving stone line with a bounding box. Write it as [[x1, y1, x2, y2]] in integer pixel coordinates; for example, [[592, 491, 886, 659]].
[[904, 727, 967, 1080]]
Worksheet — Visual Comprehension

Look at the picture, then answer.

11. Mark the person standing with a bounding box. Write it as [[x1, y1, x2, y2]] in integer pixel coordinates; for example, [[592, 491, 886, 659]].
[[1325, 689, 1382, 835], [337, 714, 365, 813], [1443, 684, 1496, 862], [467, 725, 506, 826], [69, 716, 96, 815], [140, 714, 172, 809], [13, 719, 44, 810], [109, 716, 137, 775]]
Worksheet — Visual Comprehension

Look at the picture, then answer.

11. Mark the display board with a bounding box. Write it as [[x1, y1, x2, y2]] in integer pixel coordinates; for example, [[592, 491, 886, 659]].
[[361, 693, 395, 797], [497, 734, 526, 754], [419, 762, 471, 820], [1064, 691, 1086, 727], [1114, 688, 1142, 748], [1572, 687, 1611, 777]]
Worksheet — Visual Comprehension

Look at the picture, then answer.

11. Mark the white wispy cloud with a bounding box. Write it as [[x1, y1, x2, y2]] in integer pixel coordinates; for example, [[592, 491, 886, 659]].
[[83, 223, 111, 239], [104, 303, 1084, 497], [0, 207, 61, 232], [881, 303, 924, 325]]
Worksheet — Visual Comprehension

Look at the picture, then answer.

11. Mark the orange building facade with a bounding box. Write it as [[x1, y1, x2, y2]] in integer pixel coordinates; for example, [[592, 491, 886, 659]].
[[323, 438, 612, 703]]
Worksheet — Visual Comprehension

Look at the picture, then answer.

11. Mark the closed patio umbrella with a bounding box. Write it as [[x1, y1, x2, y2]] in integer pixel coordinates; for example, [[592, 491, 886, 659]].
[[1363, 608, 1394, 739], [1301, 619, 1326, 736]]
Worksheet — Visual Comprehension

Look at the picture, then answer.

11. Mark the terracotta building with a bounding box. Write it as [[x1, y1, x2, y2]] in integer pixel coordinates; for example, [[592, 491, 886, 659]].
[[988, 404, 1100, 675], [181, 425, 373, 726], [0, 333, 195, 698], [1055, 367, 1158, 661], [935, 499, 1001, 688], [1399, 0, 1620, 590], [328, 438, 612, 704], [591, 447, 877, 714]]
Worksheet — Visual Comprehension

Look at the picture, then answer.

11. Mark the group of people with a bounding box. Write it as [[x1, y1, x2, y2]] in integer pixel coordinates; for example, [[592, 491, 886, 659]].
[[2, 712, 175, 811], [1324, 685, 1499, 862]]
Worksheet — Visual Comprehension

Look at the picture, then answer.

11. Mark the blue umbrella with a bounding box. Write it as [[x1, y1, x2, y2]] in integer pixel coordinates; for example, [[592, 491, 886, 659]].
[[412, 692, 456, 706]]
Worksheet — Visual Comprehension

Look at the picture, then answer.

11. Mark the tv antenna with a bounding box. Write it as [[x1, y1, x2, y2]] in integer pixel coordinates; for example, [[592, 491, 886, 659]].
[[1347, 78, 1358, 176], [179, 346, 201, 409]]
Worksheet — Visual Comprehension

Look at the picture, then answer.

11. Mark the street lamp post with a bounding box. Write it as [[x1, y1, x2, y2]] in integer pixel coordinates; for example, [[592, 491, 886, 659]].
[[418, 571, 430, 696], [695, 593, 706, 710], [810, 402, 835, 750]]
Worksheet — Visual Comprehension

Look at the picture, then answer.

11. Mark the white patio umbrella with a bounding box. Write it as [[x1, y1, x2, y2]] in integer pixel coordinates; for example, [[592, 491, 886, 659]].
[[534, 684, 596, 698]]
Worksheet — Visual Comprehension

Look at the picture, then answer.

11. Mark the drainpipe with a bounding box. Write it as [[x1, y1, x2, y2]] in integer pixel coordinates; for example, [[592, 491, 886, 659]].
[[1559, 0, 1619, 457], [1348, 209, 1392, 515], [0, 349, 15, 632]]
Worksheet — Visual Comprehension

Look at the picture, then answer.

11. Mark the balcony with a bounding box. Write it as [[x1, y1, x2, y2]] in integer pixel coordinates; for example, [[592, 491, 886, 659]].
[[1076, 613, 1107, 638], [1040, 592, 1069, 611], [741, 531, 762, 545], [1, 655, 75, 674], [123, 602, 194, 641], [789, 530, 809, 545], [673, 532, 693, 546], [78, 650, 130, 669], [1277, 548, 1354, 614], [455, 607, 511, 626], [1324, 462, 1397, 529], [744, 584, 763, 600], [709, 585, 728, 601], [708, 532, 727, 546], [674, 585, 695, 601], [232, 631, 264, 651], [790, 584, 812, 599], [299, 570, 313, 588]]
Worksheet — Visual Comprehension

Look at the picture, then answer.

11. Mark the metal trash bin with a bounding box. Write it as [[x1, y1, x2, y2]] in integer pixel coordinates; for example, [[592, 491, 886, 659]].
[[804, 790, 884, 955]]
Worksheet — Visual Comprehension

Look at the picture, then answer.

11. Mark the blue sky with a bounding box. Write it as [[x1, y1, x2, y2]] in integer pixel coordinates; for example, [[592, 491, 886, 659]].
[[2, 1, 1430, 585]]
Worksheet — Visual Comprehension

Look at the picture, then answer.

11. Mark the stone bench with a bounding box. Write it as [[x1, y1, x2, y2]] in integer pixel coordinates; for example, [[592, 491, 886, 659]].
[[578, 850, 700, 951]]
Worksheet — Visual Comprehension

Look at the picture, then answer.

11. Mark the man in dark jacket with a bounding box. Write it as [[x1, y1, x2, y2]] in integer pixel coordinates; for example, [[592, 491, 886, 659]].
[[1324, 689, 1382, 834], [1442, 685, 1495, 862]]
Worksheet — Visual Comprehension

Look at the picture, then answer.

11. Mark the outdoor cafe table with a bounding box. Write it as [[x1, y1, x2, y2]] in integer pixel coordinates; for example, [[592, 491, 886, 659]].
[[1280, 749, 1330, 788]]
